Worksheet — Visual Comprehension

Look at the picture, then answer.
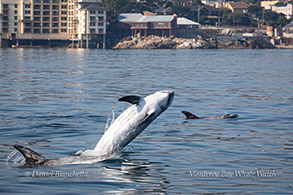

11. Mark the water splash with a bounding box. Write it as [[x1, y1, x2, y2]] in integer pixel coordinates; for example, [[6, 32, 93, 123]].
[[104, 102, 129, 132]]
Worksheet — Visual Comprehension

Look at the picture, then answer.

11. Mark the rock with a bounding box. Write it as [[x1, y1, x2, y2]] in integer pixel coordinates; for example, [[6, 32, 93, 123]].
[[112, 35, 280, 49]]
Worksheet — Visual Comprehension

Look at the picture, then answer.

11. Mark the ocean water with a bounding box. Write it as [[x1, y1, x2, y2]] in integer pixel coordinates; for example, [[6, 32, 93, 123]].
[[0, 48, 292, 194]]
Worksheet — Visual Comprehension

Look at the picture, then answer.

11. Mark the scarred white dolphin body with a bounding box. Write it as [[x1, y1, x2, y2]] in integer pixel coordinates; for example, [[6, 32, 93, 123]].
[[13, 91, 174, 166]]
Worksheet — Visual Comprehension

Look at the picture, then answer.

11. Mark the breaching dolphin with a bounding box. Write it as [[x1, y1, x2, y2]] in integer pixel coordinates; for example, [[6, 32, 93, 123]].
[[14, 91, 174, 166], [182, 111, 238, 120]]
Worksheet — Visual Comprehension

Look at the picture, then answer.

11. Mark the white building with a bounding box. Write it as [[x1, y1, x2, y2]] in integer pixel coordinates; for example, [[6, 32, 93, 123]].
[[271, 2, 293, 19], [0, 1, 2, 46], [0, 0, 106, 48], [1, 0, 20, 40], [264, 2, 293, 19], [75, 0, 106, 48]]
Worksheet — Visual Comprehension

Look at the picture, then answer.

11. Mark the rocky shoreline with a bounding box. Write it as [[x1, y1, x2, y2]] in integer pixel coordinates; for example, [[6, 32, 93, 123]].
[[113, 35, 293, 49]]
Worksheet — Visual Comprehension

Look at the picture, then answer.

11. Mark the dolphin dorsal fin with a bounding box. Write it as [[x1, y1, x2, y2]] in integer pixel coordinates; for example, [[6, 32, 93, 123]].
[[118, 95, 142, 105], [14, 145, 47, 165], [181, 111, 201, 119]]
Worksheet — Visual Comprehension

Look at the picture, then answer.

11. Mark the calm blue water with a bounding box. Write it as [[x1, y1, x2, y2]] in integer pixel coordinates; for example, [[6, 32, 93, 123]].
[[0, 48, 292, 194]]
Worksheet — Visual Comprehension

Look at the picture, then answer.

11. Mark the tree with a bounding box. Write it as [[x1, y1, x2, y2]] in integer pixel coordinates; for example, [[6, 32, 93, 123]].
[[264, 10, 289, 26]]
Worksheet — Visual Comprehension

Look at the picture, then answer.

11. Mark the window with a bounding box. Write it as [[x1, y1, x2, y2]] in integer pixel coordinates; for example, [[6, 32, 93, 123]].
[[34, 11, 41, 15], [34, 23, 41, 27], [61, 29, 67, 32], [61, 17, 67, 21], [15, 4, 18, 8], [43, 29, 50, 33], [61, 5, 67, 9], [52, 29, 59, 33], [43, 5, 50, 9], [14, 22, 18, 26], [15, 10, 18, 14], [25, 10, 31, 15], [61, 23, 67, 26], [43, 11, 50, 15], [15, 16, 18, 20], [15, 28, 18, 32], [34, 29, 41, 33], [25, 4, 31, 8], [90, 22, 96, 26], [98, 22, 104, 26], [52, 5, 59, 9], [34, 5, 41, 9], [43, 17, 50, 21], [90, 10, 96, 14], [98, 11, 104, 14]]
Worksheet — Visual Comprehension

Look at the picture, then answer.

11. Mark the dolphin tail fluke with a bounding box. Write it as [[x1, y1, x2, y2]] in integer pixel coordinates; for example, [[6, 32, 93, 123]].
[[181, 111, 201, 119], [14, 145, 48, 165]]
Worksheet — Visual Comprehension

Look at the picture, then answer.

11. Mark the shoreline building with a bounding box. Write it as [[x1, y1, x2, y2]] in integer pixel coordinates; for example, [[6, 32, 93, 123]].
[[116, 12, 177, 39], [0, 0, 106, 48]]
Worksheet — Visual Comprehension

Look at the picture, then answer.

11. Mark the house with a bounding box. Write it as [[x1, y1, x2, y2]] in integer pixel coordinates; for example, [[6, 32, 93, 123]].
[[190, 4, 220, 24], [155, 7, 173, 15], [177, 17, 200, 29], [216, 1, 250, 13], [283, 22, 293, 38], [271, 2, 293, 19], [116, 12, 177, 38]]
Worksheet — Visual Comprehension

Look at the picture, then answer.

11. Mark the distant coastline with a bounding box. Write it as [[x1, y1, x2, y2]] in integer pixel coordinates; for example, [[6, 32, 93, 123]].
[[113, 35, 293, 50]]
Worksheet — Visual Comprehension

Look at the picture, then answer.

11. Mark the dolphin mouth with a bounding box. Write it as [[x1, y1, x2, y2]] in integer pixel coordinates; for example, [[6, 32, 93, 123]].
[[166, 91, 174, 107]]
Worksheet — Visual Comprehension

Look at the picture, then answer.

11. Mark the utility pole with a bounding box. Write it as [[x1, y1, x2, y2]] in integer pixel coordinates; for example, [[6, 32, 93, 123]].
[[198, 4, 200, 23]]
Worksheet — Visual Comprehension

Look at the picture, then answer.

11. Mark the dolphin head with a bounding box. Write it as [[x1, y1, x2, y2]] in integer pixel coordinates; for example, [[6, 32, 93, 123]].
[[144, 90, 174, 115]]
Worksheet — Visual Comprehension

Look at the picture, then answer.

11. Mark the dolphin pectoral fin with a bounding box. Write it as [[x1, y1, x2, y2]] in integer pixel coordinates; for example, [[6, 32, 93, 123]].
[[136, 113, 155, 131], [181, 111, 201, 119], [118, 113, 156, 150], [14, 145, 48, 165], [118, 95, 142, 105]]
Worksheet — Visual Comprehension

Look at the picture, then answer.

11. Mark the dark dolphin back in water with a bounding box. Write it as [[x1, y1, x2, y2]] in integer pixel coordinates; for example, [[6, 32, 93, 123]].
[[182, 111, 238, 120]]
